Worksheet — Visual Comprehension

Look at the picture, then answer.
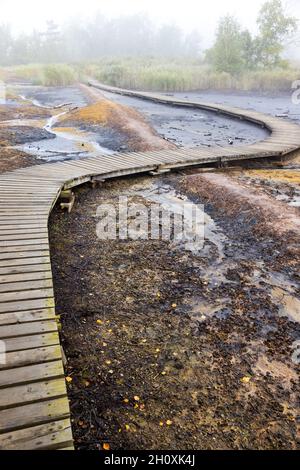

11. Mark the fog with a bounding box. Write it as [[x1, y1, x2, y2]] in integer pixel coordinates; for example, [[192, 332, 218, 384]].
[[1, 0, 300, 45], [0, 0, 299, 64]]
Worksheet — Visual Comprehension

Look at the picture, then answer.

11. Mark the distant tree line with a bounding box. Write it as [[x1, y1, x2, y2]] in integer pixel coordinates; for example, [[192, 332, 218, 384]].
[[206, 0, 298, 73], [0, 14, 202, 65], [0, 0, 297, 73]]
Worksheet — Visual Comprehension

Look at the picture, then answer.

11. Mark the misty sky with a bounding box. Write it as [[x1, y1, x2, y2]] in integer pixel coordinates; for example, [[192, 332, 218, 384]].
[[1, 0, 300, 47]]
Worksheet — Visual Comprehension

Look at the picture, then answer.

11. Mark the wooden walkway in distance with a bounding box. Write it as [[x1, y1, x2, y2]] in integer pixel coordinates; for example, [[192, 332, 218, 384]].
[[0, 83, 300, 450]]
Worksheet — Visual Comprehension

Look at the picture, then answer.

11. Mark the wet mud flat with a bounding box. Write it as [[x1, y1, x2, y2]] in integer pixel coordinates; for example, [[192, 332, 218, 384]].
[[1, 83, 173, 163], [85, 88, 270, 149], [0, 90, 53, 172], [49, 172, 300, 450]]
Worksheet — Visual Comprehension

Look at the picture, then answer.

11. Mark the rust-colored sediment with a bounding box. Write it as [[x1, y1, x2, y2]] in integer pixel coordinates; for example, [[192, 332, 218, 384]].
[[183, 172, 300, 236], [58, 83, 176, 152]]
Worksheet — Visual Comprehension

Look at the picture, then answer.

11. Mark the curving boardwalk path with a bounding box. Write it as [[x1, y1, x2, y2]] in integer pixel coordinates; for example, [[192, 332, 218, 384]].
[[0, 82, 299, 449]]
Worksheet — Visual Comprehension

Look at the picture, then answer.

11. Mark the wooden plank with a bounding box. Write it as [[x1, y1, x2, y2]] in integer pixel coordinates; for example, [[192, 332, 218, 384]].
[[0, 287, 53, 303], [0, 250, 49, 259], [0, 224, 48, 231], [0, 360, 64, 388], [0, 279, 53, 293], [0, 396, 70, 433], [4, 332, 60, 352], [0, 298, 55, 314], [0, 239, 48, 247], [0, 271, 52, 284], [0, 308, 56, 326], [0, 229, 48, 241], [0, 257, 50, 268], [0, 218, 48, 225], [0, 263, 52, 276], [0, 345, 62, 370], [0, 418, 72, 450], [0, 229, 48, 236]]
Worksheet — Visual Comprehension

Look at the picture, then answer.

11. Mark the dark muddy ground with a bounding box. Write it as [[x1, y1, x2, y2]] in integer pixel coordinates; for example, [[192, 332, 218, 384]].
[[49, 171, 300, 450], [99, 90, 269, 148], [9, 84, 274, 159]]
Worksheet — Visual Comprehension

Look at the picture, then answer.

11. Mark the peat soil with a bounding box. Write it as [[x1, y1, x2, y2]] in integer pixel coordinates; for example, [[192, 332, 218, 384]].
[[49, 170, 300, 450]]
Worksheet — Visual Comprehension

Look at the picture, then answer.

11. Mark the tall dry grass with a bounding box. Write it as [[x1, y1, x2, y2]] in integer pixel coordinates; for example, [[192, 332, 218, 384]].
[[85, 58, 299, 92], [3, 59, 299, 93]]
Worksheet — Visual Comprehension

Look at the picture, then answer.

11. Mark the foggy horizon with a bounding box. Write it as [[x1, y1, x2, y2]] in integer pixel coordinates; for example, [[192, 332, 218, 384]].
[[1, 0, 299, 51]]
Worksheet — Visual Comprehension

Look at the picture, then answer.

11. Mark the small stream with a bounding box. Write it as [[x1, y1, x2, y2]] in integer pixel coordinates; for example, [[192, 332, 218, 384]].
[[13, 87, 113, 161]]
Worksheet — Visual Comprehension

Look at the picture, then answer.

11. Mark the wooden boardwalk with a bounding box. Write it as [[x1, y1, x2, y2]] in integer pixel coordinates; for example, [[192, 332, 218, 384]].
[[0, 83, 299, 450]]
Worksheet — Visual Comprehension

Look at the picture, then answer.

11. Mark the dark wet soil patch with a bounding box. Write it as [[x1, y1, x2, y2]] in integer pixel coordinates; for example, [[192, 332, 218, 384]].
[[0, 126, 55, 147], [0, 147, 40, 174], [0, 103, 51, 120], [49, 174, 300, 450]]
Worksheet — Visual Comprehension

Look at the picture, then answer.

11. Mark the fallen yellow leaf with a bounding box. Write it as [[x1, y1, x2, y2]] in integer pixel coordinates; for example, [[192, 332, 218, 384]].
[[159, 421, 164, 426], [171, 303, 177, 308], [125, 424, 130, 430], [66, 376, 72, 383], [166, 420, 173, 426], [241, 376, 251, 384], [102, 443, 110, 450], [96, 319, 103, 324], [134, 395, 140, 401], [123, 398, 129, 403]]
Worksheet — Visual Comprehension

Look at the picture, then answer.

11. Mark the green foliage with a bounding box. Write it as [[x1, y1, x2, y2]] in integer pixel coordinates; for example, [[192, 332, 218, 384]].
[[256, 0, 298, 67], [207, 0, 298, 73], [206, 16, 244, 74]]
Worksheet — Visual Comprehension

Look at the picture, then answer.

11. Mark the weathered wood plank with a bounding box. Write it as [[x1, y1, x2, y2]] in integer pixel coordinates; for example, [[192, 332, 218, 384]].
[[0, 345, 62, 370], [0, 257, 50, 268], [4, 332, 60, 352], [0, 287, 54, 303], [0, 318, 56, 336], [0, 263, 52, 276], [0, 250, 49, 260], [0, 308, 56, 326], [0, 232, 48, 241], [0, 238, 49, 247], [0, 279, 53, 293], [0, 396, 70, 433], [0, 418, 72, 450], [0, 271, 52, 284], [0, 360, 64, 388], [0, 298, 55, 314]]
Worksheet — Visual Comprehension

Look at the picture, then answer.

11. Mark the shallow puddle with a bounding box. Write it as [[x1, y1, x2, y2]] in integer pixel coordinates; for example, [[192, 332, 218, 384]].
[[137, 182, 227, 259], [11, 85, 113, 161]]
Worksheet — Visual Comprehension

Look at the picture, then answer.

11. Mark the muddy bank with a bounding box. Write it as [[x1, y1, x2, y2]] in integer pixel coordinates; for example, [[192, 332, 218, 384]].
[[0, 147, 39, 174], [98, 89, 269, 149], [58, 84, 175, 153], [3, 83, 173, 161], [0, 125, 54, 146], [50, 172, 300, 450]]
